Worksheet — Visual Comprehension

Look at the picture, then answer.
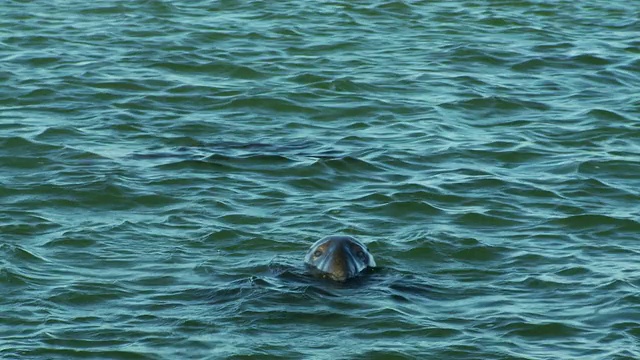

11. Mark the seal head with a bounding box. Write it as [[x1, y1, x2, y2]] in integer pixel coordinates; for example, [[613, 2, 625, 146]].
[[304, 236, 376, 281]]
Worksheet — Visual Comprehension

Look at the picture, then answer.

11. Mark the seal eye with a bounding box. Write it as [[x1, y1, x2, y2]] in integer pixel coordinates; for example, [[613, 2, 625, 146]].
[[313, 250, 322, 257], [356, 250, 365, 259]]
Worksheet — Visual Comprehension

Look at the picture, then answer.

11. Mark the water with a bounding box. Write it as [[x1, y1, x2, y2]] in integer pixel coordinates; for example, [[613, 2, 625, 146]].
[[1, 0, 639, 358]]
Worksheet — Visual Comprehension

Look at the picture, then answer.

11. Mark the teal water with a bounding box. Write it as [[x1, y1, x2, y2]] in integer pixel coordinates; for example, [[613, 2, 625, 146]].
[[2, 1, 639, 359]]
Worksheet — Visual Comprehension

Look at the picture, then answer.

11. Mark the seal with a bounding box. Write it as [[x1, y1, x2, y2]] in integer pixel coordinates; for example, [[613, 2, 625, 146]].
[[304, 236, 376, 281]]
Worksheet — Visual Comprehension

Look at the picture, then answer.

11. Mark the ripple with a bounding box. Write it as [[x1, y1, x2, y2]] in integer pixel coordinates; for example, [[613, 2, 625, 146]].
[[550, 214, 640, 232], [440, 96, 551, 113], [43, 234, 97, 249], [570, 54, 612, 66], [46, 282, 135, 306], [152, 59, 268, 79], [584, 108, 631, 121], [155, 159, 231, 172], [15, 348, 155, 360], [33, 126, 87, 140], [0, 136, 63, 153], [0, 212, 61, 236], [511, 57, 548, 71], [0, 266, 32, 287]]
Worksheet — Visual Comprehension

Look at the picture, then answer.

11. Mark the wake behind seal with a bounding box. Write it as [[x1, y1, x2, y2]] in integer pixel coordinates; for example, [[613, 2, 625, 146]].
[[304, 235, 376, 281]]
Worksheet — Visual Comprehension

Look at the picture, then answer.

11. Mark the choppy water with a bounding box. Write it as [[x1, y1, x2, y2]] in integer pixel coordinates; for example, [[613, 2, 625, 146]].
[[2, 0, 639, 359]]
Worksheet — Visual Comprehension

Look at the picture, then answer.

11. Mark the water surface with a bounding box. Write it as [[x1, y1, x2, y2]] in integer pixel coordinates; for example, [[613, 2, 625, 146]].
[[1, 1, 639, 359]]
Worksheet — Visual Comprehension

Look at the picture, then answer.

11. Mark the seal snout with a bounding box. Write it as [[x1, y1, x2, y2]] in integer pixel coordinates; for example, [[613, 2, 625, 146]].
[[304, 235, 375, 281]]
